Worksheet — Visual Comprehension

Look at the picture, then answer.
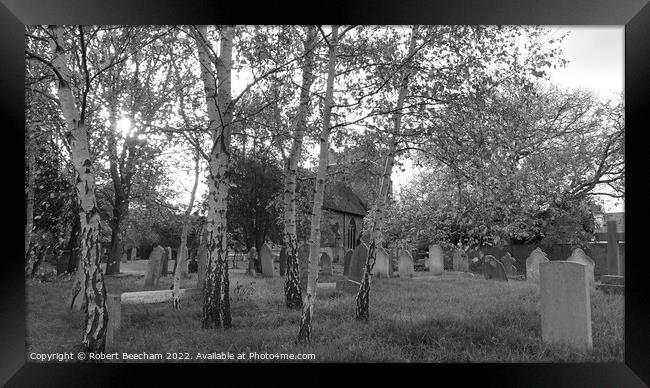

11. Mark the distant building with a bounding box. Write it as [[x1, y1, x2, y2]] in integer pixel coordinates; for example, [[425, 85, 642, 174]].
[[320, 181, 368, 250]]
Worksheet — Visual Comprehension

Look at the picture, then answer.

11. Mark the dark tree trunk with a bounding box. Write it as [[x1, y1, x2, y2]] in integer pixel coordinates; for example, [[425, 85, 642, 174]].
[[66, 212, 81, 274]]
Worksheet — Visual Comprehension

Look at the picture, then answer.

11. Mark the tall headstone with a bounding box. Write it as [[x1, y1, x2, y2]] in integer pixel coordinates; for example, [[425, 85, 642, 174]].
[[260, 243, 274, 277], [144, 246, 164, 290], [348, 243, 369, 283], [372, 247, 391, 278], [482, 255, 508, 281], [398, 250, 414, 278], [298, 244, 310, 294], [526, 247, 549, 282], [343, 249, 353, 276], [319, 252, 333, 276], [452, 249, 469, 272], [427, 244, 444, 275], [197, 243, 208, 288], [540, 261, 592, 351], [279, 246, 287, 276], [567, 248, 595, 288], [130, 247, 137, 261], [160, 247, 169, 276], [606, 220, 620, 275]]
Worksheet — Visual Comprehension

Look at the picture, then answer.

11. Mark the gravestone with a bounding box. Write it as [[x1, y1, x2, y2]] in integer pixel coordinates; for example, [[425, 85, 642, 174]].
[[567, 248, 595, 288], [526, 247, 549, 282], [319, 252, 333, 276], [348, 243, 369, 283], [298, 244, 310, 294], [279, 246, 287, 276], [500, 252, 517, 275], [482, 255, 508, 281], [160, 247, 169, 276], [372, 247, 391, 278], [452, 249, 469, 272], [427, 244, 444, 275], [130, 247, 137, 261], [197, 244, 208, 288], [260, 243, 275, 277], [343, 249, 354, 276], [144, 246, 164, 290], [398, 250, 414, 278], [540, 261, 592, 351], [121, 252, 128, 263]]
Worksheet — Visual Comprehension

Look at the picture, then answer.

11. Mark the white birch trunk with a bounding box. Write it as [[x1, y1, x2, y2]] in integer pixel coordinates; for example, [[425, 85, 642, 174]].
[[297, 25, 339, 343]]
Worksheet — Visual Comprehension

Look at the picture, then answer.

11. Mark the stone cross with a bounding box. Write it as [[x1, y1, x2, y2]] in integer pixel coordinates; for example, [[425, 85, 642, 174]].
[[540, 261, 592, 351], [526, 247, 549, 282], [427, 244, 444, 275], [260, 243, 275, 277], [398, 250, 414, 278]]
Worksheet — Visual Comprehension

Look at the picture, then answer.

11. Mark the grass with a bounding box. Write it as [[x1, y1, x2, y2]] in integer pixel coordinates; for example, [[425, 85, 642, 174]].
[[25, 265, 624, 363]]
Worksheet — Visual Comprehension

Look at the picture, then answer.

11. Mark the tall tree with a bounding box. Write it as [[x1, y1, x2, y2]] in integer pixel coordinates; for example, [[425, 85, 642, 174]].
[[283, 25, 317, 309], [194, 25, 234, 329], [46, 25, 108, 353], [297, 25, 339, 344], [355, 25, 419, 321]]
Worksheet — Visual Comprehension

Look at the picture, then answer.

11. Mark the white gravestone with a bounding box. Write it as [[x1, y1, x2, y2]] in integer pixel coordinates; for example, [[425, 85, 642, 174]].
[[398, 250, 414, 278], [428, 244, 444, 275], [526, 248, 549, 282]]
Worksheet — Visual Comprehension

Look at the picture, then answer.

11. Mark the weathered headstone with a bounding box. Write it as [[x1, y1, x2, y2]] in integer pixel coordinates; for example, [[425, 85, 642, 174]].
[[144, 246, 164, 290], [160, 247, 169, 276], [540, 261, 592, 351], [526, 247, 549, 282], [343, 249, 354, 276], [567, 248, 595, 288], [319, 252, 333, 276], [348, 243, 369, 283], [130, 247, 137, 261], [121, 252, 128, 263], [279, 246, 287, 276], [482, 255, 508, 281], [298, 244, 310, 294], [427, 244, 444, 275], [452, 249, 469, 272], [500, 252, 517, 275], [197, 244, 208, 288], [372, 247, 391, 278], [260, 243, 274, 277], [398, 250, 414, 278]]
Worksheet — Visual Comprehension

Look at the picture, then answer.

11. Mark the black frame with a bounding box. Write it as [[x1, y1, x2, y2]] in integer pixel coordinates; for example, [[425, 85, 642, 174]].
[[2, 0, 648, 385]]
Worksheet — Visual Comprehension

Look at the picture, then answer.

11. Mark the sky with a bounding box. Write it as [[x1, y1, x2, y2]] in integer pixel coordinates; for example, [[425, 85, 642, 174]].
[[167, 26, 625, 213]]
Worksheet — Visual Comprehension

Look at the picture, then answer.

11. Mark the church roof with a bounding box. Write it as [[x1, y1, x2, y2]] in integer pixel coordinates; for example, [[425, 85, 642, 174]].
[[322, 181, 368, 217]]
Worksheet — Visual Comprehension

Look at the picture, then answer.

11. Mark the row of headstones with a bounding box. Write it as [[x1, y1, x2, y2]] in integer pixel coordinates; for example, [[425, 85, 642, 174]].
[[143, 245, 189, 290]]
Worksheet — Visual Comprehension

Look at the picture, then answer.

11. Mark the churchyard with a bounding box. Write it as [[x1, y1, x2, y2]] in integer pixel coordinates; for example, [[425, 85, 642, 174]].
[[26, 248, 624, 362]]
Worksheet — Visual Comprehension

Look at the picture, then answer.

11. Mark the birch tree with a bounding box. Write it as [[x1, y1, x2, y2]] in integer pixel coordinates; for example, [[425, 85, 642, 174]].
[[47, 25, 108, 353], [297, 25, 339, 344], [283, 25, 317, 309], [194, 25, 234, 329], [355, 25, 419, 321]]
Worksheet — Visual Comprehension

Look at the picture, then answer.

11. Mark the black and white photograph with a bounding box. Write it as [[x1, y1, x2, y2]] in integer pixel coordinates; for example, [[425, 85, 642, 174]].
[[20, 22, 628, 366]]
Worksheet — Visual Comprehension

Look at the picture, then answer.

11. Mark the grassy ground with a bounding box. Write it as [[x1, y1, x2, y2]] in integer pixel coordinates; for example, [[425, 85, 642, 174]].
[[26, 264, 624, 362]]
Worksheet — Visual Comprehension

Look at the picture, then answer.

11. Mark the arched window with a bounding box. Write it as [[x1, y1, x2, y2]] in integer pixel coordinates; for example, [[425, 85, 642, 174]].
[[347, 218, 357, 250]]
